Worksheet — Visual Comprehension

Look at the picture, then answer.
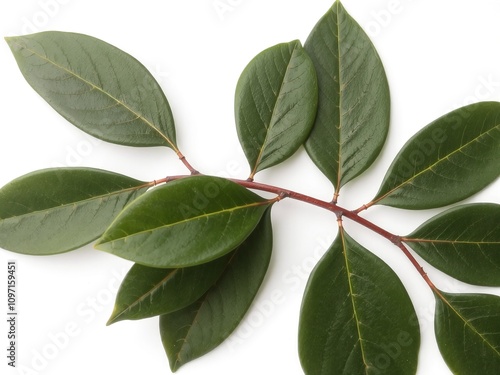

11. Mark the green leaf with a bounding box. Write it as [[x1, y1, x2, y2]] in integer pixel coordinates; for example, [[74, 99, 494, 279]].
[[95, 176, 271, 268], [304, 1, 390, 194], [234, 40, 318, 178], [108, 254, 230, 325], [434, 291, 500, 374], [160, 208, 273, 372], [6, 32, 177, 149], [0, 168, 148, 255], [404, 204, 500, 286], [372, 102, 500, 209], [299, 230, 420, 375]]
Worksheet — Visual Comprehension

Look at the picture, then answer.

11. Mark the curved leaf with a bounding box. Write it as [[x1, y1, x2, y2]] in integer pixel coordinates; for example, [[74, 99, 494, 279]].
[[160, 208, 273, 372], [0, 168, 148, 255], [107, 255, 230, 325], [235, 40, 318, 178], [405, 204, 500, 286], [299, 230, 420, 375], [434, 291, 500, 374], [6, 32, 177, 148], [304, 1, 390, 194], [95, 176, 271, 268], [372, 102, 500, 209]]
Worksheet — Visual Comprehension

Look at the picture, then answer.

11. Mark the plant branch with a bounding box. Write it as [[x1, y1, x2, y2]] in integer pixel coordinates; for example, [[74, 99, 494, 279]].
[[153, 174, 437, 291], [234, 178, 440, 293], [231, 178, 341, 213]]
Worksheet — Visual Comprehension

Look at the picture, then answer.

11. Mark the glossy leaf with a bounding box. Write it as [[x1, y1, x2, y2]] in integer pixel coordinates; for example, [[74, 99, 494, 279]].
[[299, 230, 420, 375], [0, 168, 148, 255], [372, 102, 500, 209], [405, 204, 500, 286], [6, 32, 177, 148], [235, 40, 318, 178], [108, 254, 230, 325], [435, 291, 500, 374], [304, 1, 390, 194], [95, 176, 271, 268], [160, 208, 273, 372]]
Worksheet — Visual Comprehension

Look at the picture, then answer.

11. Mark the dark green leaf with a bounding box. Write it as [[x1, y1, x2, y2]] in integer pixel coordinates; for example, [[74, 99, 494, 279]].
[[6, 32, 177, 148], [299, 230, 420, 375], [235, 40, 318, 178], [95, 176, 271, 268], [160, 208, 273, 372], [304, 1, 390, 194], [434, 291, 500, 374], [107, 254, 230, 325], [372, 102, 500, 209], [0, 168, 148, 255], [405, 204, 500, 286]]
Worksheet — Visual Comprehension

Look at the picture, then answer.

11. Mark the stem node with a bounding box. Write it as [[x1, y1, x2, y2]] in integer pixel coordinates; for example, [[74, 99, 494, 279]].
[[176, 151, 199, 175]]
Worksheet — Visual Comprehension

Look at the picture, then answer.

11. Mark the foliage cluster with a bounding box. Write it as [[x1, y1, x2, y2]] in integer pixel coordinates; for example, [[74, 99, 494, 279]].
[[1, 1, 499, 373]]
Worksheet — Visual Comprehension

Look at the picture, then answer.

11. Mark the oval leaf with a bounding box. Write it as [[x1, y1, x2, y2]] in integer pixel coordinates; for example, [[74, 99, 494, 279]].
[[159, 208, 273, 372], [95, 176, 271, 268], [404, 204, 500, 286], [434, 291, 500, 374], [372, 102, 500, 209], [235, 40, 318, 178], [299, 230, 420, 375], [304, 1, 390, 194], [0, 168, 148, 255], [107, 255, 230, 325], [6, 32, 177, 148]]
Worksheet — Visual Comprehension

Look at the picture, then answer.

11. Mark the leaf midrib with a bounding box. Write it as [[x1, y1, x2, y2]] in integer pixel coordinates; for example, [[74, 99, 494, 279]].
[[9, 38, 177, 150], [250, 42, 299, 177], [110, 268, 179, 323], [99, 200, 269, 245], [335, 2, 343, 193], [0, 184, 147, 222], [376, 123, 500, 204], [438, 292, 500, 358], [340, 229, 370, 371], [173, 251, 238, 370]]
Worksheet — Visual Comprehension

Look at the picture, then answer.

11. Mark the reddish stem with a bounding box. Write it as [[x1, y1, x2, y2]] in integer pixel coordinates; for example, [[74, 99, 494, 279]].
[[232, 178, 342, 213], [176, 151, 199, 175], [395, 241, 439, 291]]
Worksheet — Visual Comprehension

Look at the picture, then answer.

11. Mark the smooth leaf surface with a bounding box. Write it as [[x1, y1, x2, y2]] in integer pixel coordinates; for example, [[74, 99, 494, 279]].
[[96, 176, 271, 268], [304, 1, 390, 194], [405, 204, 500, 286], [299, 230, 420, 375], [435, 291, 500, 374], [160, 208, 273, 372], [6, 32, 177, 148], [108, 255, 230, 325], [0, 168, 148, 255], [235, 40, 318, 178], [372, 102, 500, 209]]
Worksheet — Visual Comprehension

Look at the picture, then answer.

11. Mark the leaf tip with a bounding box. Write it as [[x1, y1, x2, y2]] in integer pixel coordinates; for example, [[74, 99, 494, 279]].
[[106, 310, 119, 326], [170, 359, 184, 373], [4, 36, 16, 48]]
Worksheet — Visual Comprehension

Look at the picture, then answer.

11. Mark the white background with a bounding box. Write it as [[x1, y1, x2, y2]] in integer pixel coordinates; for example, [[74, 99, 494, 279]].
[[0, 0, 499, 374]]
